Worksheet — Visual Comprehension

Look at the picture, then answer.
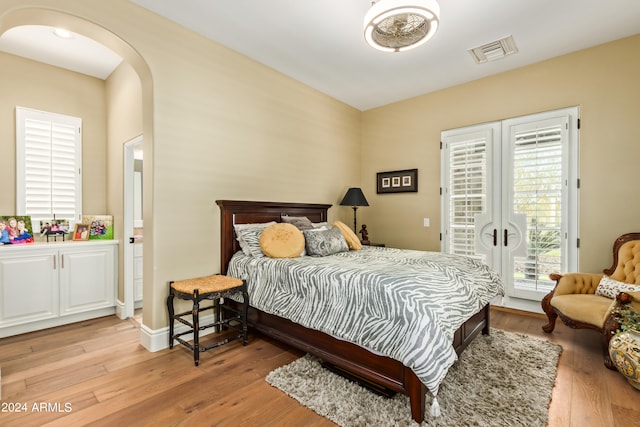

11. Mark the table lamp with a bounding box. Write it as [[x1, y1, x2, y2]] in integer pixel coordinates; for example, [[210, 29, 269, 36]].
[[340, 187, 369, 232]]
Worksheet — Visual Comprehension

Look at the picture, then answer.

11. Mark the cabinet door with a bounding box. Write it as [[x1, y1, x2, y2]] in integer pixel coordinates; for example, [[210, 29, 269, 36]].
[[0, 251, 58, 326], [59, 246, 116, 315]]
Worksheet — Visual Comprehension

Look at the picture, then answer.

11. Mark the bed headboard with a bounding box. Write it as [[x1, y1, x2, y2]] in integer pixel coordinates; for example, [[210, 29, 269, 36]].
[[216, 200, 331, 274]]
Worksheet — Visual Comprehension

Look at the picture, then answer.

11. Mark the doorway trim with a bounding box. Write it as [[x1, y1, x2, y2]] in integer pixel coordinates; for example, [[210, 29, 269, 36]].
[[123, 135, 143, 319]]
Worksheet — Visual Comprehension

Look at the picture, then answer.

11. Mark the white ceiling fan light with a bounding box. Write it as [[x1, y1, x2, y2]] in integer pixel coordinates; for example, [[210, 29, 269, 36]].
[[53, 28, 73, 39], [364, 0, 440, 53]]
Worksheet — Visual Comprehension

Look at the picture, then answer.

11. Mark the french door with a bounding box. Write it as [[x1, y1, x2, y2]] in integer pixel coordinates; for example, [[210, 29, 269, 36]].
[[441, 107, 579, 308]]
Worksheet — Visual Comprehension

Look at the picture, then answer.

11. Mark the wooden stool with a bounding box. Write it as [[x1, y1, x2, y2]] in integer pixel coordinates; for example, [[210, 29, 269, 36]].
[[166, 275, 248, 366]]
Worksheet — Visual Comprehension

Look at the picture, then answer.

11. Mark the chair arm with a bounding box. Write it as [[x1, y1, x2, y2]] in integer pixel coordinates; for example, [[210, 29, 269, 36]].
[[549, 272, 604, 296]]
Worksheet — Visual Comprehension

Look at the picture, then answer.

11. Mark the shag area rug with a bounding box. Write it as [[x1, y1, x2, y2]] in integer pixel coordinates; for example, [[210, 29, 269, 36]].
[[266, 329, 562, 427]]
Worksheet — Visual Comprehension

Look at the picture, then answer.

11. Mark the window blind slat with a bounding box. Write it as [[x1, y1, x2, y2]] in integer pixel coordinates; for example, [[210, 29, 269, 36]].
[[17, 107, 81, 221], [512, 123, 563, 293], [447, 137, 488, 259]]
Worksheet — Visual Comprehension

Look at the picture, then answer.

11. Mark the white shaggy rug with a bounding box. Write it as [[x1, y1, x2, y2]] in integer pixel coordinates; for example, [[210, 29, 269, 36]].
[[266, 329, 562, 427]]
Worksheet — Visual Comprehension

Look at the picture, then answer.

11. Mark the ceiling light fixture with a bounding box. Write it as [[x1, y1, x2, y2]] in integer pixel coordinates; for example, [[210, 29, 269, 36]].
[[53, 28, 73, 39], [364, 0, 440, 53]]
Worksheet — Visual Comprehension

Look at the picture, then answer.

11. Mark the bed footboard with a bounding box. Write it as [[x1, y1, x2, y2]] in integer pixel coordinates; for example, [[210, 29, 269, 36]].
[[229, 300, 489, 422]]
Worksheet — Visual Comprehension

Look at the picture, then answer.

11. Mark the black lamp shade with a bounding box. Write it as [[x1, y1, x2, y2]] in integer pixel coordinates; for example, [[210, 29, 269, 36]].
[[340, 188, 369, 207]]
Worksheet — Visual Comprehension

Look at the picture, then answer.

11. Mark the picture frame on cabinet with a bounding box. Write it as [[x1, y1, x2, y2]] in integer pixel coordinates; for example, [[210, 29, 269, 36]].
[[82, 215, 114, 240], [72, 224, 90, 241], [376, 169, 418, 194], [37, 218, 71, 242], [0, 215, 34, 245]]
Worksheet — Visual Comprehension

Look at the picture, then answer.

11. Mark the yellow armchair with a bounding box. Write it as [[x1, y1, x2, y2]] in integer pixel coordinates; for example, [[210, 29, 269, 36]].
[[541, 233, 640, 368]]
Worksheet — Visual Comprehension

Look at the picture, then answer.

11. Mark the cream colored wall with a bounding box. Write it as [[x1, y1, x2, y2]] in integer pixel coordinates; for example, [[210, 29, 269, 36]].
[[0, 51, 107, 217], [0, 0, 361, 331], [105, 61, 143, 300], [361, 35, 640, 274], [144, 25, 360, 327]]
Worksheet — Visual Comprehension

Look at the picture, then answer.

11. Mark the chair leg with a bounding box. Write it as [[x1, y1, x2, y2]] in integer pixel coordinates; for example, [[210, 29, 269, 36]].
[[541, 291, 557, 333], [167, 283, 175, 349], [216, 296, 225, 332], [241, 281, 249, 345], [192, 289, 200, 367]]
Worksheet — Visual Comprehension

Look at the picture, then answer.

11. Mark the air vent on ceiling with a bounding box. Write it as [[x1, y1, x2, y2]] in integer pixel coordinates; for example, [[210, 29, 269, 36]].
[[468, 35, 518, 64]]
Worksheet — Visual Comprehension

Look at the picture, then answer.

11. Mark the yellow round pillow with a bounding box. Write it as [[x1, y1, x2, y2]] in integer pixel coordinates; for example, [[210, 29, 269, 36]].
[[333, 220, 362, 250], [259, 223, 305, 258]]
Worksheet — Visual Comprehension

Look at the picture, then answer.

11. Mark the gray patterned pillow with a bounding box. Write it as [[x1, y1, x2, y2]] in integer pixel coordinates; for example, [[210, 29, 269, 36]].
[[595, 275, 640, 299], [303, 226, 349, 257], [281, 215, 315, 230], [234, 222, 276, 257]]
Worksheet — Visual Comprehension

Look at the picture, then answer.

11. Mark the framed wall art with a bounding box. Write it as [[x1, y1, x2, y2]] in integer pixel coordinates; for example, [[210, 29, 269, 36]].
[[376, 169, 418, 194]]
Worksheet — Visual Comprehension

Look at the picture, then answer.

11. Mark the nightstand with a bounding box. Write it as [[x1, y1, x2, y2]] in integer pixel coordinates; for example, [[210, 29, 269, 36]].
[[363, 242, 385, 247]]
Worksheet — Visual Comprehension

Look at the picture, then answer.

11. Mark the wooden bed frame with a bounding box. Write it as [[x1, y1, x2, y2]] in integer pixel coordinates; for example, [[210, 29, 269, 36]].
[[216, 200, 491, 422]]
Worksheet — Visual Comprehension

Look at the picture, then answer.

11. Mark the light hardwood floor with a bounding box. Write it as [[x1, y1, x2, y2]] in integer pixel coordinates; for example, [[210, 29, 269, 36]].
[[1, 308, 638, 426]]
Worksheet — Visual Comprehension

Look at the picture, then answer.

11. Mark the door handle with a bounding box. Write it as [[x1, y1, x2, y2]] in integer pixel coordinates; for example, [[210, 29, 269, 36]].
[[493, 229, 497, 246], [129, 237, 135, 244], [504, 229, 508, 247]]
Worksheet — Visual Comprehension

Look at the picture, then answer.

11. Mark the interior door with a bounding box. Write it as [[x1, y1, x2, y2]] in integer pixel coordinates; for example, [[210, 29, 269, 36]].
[[442, 107, 579, 311]]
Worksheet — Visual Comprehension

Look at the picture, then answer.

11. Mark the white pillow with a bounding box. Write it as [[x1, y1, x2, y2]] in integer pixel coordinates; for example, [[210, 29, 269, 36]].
[[595, 275, 640, 299], [234, 222, 276, 257]]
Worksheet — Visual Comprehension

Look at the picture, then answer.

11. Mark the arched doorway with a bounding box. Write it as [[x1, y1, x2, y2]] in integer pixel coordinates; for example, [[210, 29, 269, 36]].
[[0, 7, 154, 347]]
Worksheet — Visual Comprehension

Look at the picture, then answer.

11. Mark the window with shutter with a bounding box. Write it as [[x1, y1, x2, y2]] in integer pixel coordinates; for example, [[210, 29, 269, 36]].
[[441, 107, 579, 310], [511, 121, 564, 294], [446, 135, 488, 261], [16, 107, 82, 222]]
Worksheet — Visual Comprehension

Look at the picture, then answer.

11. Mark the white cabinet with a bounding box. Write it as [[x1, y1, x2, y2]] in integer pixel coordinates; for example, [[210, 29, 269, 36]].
[[0, 248, 58, 326], [59, 245, 116, 315], [0, 241, 118, 337]]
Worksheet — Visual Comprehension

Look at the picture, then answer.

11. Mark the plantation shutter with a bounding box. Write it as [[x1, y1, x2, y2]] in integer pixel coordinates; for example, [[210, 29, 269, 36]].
[[510, 119, 564, 294], [445, 134, 488, 261], [16, 107, 82, 222]]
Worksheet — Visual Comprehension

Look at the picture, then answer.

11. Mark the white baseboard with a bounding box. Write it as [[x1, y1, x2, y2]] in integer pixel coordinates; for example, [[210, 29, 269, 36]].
[[139, 322, 166, 352], [115, 299, 142, 320], [139, 313, 217, 352], [492, 295, 544, 314], [115, 300, 126, 319]]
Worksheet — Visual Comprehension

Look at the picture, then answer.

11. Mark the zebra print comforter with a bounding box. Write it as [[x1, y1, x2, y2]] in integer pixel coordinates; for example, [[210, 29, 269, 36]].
[[227, 246, 504, 398]]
